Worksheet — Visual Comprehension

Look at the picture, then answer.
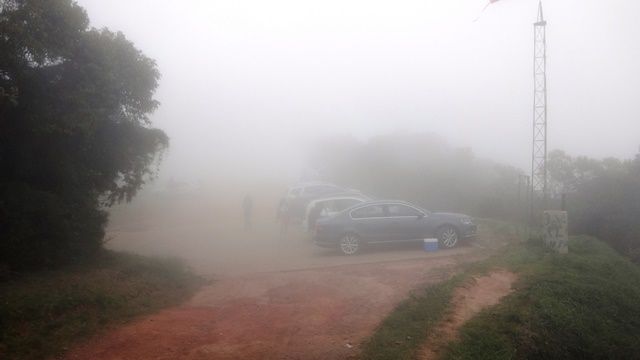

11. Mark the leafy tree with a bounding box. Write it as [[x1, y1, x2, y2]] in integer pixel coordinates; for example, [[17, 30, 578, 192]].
[[0, 0, 168, 270], [548, 149, 640, 261]]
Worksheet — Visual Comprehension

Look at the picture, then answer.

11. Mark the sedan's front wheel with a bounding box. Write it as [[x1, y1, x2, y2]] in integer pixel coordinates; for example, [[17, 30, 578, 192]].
[[437, 226, 459, 249], [339, 234, 361, 255]]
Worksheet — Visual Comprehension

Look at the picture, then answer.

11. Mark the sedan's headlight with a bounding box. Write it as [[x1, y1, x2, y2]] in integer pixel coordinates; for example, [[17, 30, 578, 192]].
[[460, 217, 474, 225]]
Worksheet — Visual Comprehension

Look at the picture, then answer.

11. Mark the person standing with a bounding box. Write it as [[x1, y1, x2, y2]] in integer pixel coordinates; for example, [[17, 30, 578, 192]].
[[242, 194, 253, 230], [277, 198, 289, 236], [307, 202, 324, 232]]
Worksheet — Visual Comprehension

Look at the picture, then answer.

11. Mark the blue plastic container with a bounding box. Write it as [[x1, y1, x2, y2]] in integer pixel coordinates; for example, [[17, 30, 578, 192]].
[[424, 238, 439, 252]]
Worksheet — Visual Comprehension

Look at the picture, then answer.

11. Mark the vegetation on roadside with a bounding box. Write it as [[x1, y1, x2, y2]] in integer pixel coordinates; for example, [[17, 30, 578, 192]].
[[359, 272, 467, 360], [445, 236, 640, 360], [547, 150, 640, 262], [0, 251, 203, 360], [360, 221, 640, 360]]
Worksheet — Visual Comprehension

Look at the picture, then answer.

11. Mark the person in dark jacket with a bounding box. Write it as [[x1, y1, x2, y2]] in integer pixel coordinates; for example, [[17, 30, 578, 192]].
[[307, 202, 324, 232]]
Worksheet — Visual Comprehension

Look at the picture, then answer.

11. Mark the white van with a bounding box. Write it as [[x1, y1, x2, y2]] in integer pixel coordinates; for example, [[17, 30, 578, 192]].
[[284, 183, 350, 219], [303, 195, 370, 232]]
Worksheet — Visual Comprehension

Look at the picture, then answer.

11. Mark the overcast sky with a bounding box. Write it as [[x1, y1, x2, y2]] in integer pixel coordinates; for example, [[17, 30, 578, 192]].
[[76, 0, 640, 183]]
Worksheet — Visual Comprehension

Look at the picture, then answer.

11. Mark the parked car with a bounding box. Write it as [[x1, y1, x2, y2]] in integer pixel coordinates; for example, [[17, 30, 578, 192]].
[[314, 200, 476, 255], [284, 182, 361, 220], [302, 195, 371, 232]]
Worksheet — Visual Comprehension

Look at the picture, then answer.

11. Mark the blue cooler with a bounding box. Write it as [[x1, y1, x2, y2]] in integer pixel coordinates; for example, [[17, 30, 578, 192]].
[[424, 238, 439, 252]]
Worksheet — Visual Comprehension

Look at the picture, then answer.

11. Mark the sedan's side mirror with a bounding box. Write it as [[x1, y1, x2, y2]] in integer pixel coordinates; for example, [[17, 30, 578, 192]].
[[417, 213, 426, 219]]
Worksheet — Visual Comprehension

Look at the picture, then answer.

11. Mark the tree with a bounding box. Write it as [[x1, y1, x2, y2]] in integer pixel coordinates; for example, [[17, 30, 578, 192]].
[[548, 149, 640, 261], [0, 0, 168, 270], [307, 133, 524, 220]]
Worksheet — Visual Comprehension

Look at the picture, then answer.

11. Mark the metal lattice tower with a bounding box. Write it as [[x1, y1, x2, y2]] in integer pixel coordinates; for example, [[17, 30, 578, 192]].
[[531, 1, 548, 208]]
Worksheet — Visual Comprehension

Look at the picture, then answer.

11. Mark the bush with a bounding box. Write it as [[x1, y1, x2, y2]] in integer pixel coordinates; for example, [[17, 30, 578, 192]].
[[0, 183, 106, 270]]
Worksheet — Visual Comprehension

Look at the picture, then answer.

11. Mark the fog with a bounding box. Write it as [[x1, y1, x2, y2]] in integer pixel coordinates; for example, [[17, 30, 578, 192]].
[[5, 2, 640, 357], [68, 0, 640, 275], [77, 0, 640, 186]]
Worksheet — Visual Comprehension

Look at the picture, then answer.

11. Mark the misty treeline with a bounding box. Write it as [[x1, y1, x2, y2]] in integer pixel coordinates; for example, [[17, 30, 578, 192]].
[[309, 134, 640, 261], [0, 0, 166, 271], [308, 133, 527, 219], [547, 150, 640, 261]]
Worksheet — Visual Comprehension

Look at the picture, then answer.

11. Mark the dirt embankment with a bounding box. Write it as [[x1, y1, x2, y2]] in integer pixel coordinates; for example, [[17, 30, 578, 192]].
[[418, 270, 518, 360]]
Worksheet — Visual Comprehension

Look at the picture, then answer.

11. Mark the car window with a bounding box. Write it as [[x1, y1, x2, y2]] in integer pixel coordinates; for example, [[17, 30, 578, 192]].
[[386, 204, 423, 217], [335, 199, 361, 210], [351, 205, 385, 219]]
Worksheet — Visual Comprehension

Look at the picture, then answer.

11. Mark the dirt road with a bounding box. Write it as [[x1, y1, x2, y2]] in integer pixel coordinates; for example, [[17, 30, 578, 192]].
[[65, 251, 487, 360], [68, 189, 499, 359]]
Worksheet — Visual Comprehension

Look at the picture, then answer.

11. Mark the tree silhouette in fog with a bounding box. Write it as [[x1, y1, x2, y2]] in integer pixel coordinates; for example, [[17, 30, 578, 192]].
[[547, 149, 640, 261], [308, 133, 523, 219], [0, 0, 168, 270]]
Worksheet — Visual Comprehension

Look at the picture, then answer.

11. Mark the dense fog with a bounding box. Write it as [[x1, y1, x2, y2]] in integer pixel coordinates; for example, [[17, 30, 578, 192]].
[[55, 0, 636, 273], [78, 0, 640, 187], [3, 2, 640, 359]]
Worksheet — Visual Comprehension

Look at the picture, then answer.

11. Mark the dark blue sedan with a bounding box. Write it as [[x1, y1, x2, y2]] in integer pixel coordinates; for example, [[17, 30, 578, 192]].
[[314, 200, 476, 255]]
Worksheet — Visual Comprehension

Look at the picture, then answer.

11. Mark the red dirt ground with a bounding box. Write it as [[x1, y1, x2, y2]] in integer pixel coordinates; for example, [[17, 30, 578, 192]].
[[63, 254, 487, 360]]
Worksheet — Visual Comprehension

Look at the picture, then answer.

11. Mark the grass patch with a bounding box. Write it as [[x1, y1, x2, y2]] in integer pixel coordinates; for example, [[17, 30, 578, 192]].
[[359, 273, 466, 360], [361, 221, 640, 360], [445, 236, 640, 359], [0, 251, 203, 360]]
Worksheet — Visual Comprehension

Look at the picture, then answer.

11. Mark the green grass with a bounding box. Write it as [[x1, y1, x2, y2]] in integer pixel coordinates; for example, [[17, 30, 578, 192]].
[[0, 251, 203, 360], [359, 273, 466, 360], [361, 220, 640, 360], [445, 236, 640, 360]]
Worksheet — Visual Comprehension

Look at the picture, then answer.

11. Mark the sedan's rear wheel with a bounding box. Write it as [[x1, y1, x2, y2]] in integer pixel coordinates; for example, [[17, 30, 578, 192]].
[[437, 226, 459, 249], [339, 234, 361, 255]]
